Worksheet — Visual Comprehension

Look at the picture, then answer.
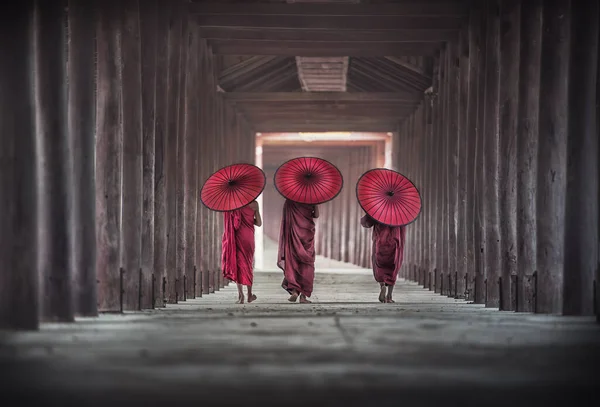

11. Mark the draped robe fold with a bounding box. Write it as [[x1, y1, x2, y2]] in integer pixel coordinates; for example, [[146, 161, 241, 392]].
[[361, 214, 406, 286], [221, 205, 256, 286], [277, 200, 316, 297]]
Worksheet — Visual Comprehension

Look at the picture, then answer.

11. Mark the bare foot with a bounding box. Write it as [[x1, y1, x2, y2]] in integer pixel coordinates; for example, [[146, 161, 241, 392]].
[[248, 294, 257, 303], [378, 286, 386, 303], [299, 295, 312, 304], [385, 297, 395, 303], [288, 291, 299, 302], [236, 295, 245, 304]]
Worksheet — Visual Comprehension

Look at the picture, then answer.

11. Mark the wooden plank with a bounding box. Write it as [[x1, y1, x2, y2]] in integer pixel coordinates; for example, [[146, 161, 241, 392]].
[[199, 27, 459, 43], [189, 2, 470, 17], [209, 40, 442, 57], [497, 0, 520, 311], [563, 0, 598, 315], [218, 55, 277, 83], [68, 0, 97, 316], [223, 92, 417, 102], [0, 0, 39, 330], [255, 122, 398, 132]]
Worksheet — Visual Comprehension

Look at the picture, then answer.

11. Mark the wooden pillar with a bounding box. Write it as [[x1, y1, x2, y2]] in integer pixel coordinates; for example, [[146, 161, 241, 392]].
[[466, 6, 483, 302], [139, 0, 157, 309], [120, 0, 143, 311], [564, 0, 599, 315], [516, 0, 542, 312], [175, 15, 189, 301], [0, 0, 39, 330], [35, 0, 74, 322], [199, 40, 210, 296], [482, 0, 501, 307], [456, 28, 470, 298], [434, 51, 444, 294], [536, 0, 571, 314], [498, 0, 521, 310], [423, 96, 433, 287], [474, 3, 489, 304], [446, 41, 459, 297], [185, 29, 200, 300], [96, 0, 123, 312], [153, 0, 169, 308], [165, 2, 181, 303], [67, 0, 97, 316]]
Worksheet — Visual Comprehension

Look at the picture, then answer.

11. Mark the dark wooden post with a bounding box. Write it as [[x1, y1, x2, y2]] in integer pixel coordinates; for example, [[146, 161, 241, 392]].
[[199, 40, 210, 296], [465, 7, 482, 301], [165, 1, 182, 303], [516, 0, 542, 312], [498, 0, 521, 310], [456, 27, 470, 298], [153, 0, 169, 308], [176, 15, 189, 300], [67, 0, 98, 316], [446, 40, 459, 296], [0, 0, 39, 330], [482, 0, 501, 308], [435, 50, 445, 294], [35, 0, 74, 322], [139, 0, 158, 309], [185, 29, 200, 300], [536, 0, 571, 314], [120, 0, 144, 310], [96, 0, 123, 312], [564, 0, 599, 315]]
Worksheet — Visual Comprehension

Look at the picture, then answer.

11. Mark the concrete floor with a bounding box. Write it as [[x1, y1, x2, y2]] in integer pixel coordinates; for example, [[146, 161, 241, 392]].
[[1, 244, 599, 406]]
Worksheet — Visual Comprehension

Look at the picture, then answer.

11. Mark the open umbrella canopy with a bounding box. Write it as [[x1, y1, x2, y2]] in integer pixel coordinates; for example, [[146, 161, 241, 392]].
[[356, 168, 421, 227], [274, 156, 343, 205], [200, 163, 266, 212]]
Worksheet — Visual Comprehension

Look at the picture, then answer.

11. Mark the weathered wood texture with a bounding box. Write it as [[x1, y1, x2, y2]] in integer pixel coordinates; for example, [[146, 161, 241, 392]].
[[0, 0, 39, 330], [120, 0, 144, 310], [68, 0, 98, 317], [564, 0, 599, 315], [140, 0, 158, 309], [96, 0, 123, 312], [35, 0, 75, 322], [536, 0, 571, 314], [153, 0, 170, 307]]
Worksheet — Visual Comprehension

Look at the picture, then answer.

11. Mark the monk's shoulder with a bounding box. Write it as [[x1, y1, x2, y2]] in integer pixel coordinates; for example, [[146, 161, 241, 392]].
[[248, 200, 258, 209]]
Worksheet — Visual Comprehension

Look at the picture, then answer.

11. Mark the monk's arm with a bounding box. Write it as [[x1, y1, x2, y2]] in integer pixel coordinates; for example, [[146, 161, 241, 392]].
[[360, 214, 374, 228], [312, 205, 320, 218], [251, 201, 262, 226]]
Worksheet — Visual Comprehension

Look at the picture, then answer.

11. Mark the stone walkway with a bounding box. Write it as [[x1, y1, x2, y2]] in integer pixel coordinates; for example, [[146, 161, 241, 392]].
[[1, 267, 599, 406]]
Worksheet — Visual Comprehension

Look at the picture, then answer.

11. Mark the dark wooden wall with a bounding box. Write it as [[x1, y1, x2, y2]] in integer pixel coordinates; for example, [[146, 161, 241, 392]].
[[398, 0, 600, 316]]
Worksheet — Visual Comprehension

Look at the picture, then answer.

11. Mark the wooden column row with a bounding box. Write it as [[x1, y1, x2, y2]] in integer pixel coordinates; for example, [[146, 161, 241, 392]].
[[399, 0, 599, 316], [0, 0, 258, 330]]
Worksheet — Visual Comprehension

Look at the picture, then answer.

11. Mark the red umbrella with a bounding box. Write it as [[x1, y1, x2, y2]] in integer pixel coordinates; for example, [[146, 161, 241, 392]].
[[356, 168, 421, 227], [200, 163, 266, 212], [274, 156, 343, 205]]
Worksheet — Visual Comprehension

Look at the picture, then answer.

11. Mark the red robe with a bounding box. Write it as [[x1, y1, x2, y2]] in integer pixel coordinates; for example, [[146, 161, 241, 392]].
[[361, 214, 406, 286], [221, 205, 256, 286], [277, 199, 316, 297]]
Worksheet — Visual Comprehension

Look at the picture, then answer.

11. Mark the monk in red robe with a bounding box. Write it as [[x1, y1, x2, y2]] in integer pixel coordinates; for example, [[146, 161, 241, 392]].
[[221, 200, 262, 304], [360, 213, 406, 303], [277, 199, 319, 304]]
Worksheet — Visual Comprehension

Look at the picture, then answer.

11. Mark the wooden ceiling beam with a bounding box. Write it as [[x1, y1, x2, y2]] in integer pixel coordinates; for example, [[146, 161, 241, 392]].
[[196, 15, 465, 31], [198, 28, 459, 43], [255, 123, 398, 132], [189, 2, 470, 17], [209, 40, 442, 57], [223, 92, 417, 102], [218, 56, 276, 83]]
